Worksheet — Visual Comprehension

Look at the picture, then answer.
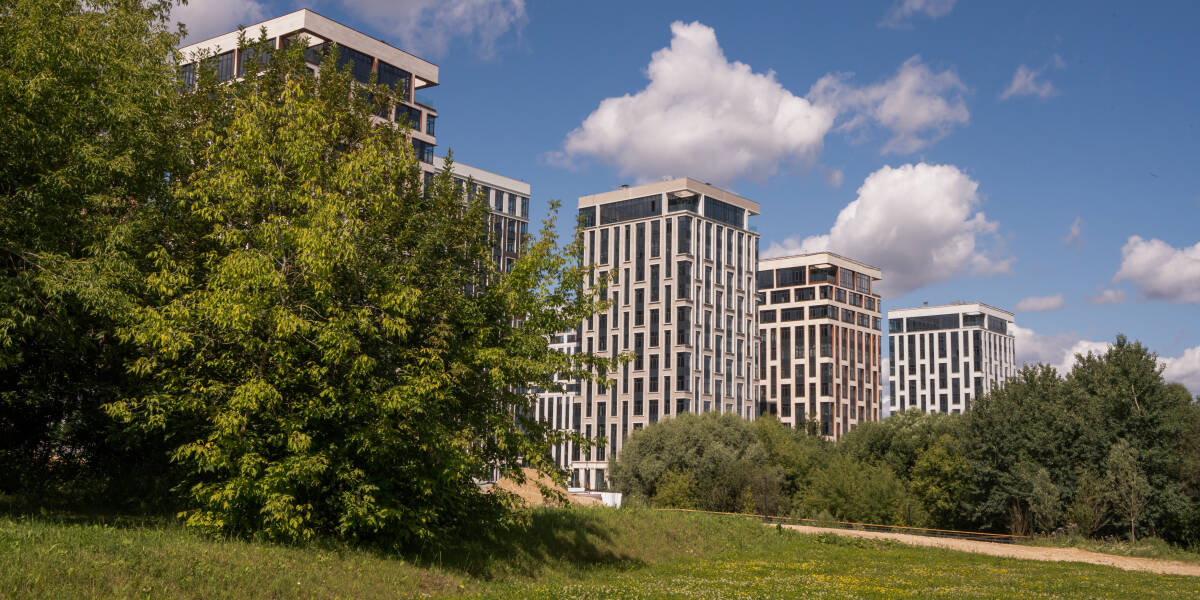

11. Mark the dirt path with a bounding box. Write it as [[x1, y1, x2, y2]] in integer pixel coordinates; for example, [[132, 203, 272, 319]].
[[780, 524, 1200, 577]]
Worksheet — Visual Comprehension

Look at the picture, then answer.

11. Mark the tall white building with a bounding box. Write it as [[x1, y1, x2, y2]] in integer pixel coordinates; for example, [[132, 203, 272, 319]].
[[178, 9, 439, 163], [574, 179, 761, 489], [431, 157, 530, 271], [887, 302, 1016, 414], [180, 9, 530, 272], [757, 253, 883, 439]]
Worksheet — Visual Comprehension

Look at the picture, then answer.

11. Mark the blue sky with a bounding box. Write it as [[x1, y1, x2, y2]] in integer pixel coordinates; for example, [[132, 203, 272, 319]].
[[179, 0, 1200, 393]]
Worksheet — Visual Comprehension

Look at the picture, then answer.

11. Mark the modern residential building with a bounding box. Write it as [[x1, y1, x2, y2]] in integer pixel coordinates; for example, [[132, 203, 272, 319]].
[[887, 302, 1016, 414], [178, 9, 439, 166], [756, 253, 883, 439], [535, 329, 585, 483], [431, 156, 530, 271], [574, 179, 761, 489], [179, 10, 533, 271]]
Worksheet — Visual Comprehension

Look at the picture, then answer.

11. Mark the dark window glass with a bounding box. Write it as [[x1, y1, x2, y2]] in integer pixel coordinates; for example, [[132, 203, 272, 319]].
[[377, 61, 411, 96], [668, 194, 700, 213], [237, 38, 275, 76], [757, 270, 775, 290], [579, 207, 597, 228], [704, 196, 744, 228], [781, 308, 804, 321], [761, 310, 777, 323], [906, 313, 960, 332], [600, 195, 660, 225], [771, 290, 790, 303], [987, 315, 1008, 334], [776, 267, 806, 286]]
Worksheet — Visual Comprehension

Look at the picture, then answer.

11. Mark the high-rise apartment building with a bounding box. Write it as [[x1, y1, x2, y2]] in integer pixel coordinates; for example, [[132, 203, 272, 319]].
[[179, 10, 530, 271], [535, 330, 584, 481], [178, 9, 439, 164], [756, 253, 883, 439], [574, 179, 761, 489], [431, 157, 530, 271], [887, 302, 1016, 414]]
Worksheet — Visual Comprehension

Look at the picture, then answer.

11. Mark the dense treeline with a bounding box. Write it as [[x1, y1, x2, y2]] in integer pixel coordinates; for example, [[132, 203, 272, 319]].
[[612, 337, 1200, 545], [0, 0, 608, 547]]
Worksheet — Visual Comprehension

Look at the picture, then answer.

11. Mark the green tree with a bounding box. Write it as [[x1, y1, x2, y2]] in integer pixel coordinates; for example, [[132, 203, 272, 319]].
[[1067, 469, 1109, 537], [105, 39, 608, 545], [0, 0, 182, 503], [609, 412, 781, 514], [1106, 438, 1150, 542], [908, 433, 970, 528]]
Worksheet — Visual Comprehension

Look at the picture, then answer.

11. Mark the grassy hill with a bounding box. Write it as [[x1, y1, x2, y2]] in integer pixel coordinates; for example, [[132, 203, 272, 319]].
[[2, 506, 1198, 599]]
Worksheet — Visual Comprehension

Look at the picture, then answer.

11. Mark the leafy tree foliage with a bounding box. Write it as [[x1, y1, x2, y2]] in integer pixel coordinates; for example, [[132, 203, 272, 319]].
[[0, 0, 182, 503], [609, 413, 789, 514], [1107, 438, 1150, 542], [100, 39, 608, 545], [612, 336, 1200, 546]]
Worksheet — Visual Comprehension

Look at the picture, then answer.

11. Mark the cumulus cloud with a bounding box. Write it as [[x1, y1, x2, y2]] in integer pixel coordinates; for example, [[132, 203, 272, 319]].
[[174, 0, 267, 45], [1063, 216, 1084, 249], [1013, 325, 1200, 394], [808, 56, 970, 154], [1001, 64, 1058, 100], [1011, 325, 1111, 375], [555, 21, 834, 185], [1015, 294, 1066, 312], [1113, 236, 1200, 303], [825, 168, 845, 188], [1088, 288, 1127, 305], [342, 0, 526, 58], [881, 0, 957, 28], [763, 163, 1010, 297], [1163, 346, 1200, 396]]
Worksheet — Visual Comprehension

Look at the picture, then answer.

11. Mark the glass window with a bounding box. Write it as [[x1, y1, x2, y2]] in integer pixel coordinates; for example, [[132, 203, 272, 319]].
[[668, 194, 699, 213], [704, 196, 744, 228], [237, 38, 275, 76], [906, 313, 960, 332], [797, 287, 815, 301], [776, 267, 806, 286], [757, 270, 775, 290], [771, 290, 790, 304], [600, 195, 660, 225], [425, 114, 436, 136], [377, 61, 411, 96]]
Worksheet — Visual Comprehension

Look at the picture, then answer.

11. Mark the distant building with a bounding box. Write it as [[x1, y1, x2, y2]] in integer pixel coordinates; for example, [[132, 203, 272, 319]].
[[431, 157, 530, 271], [535, 330, 584, 485], [756, 253, 883, 439], [574, 178, 761, 489], [178, 9, 439, 165], [887, 302, 1016, 414], [179, 9, 531, 273]]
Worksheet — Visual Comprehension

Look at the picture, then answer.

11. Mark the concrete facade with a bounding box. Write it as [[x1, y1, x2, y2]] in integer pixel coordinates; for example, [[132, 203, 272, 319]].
[[887, 302, 1016, 414], [572, 179, 761, 489], [756, 253, 884, 439]]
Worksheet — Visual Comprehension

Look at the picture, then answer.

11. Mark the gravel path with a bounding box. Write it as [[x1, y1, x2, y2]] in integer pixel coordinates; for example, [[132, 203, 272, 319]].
[[781, 524, 1200, 577]]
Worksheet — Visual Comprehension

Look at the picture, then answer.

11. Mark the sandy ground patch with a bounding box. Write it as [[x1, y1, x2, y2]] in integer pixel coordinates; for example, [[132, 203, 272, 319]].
[[780, 524, 1200, 577], [492, 468, 602, 507]]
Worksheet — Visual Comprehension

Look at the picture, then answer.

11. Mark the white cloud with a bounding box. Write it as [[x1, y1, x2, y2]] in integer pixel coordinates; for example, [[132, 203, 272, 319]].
[[1063, 216, 1083, 249], [825, 168, 845, 188], [1088, 288, 1127, 305], [1113, 236, 1200, 303], [173, 0, 267, 45], [808, 56, 970, 154], [1013, 325, 1200, 394], [342, 0, 526, 58], [556, 21, 834, 185], [1015, 294, 1066, 312], [881, 0, 957, 28], [1163, 346, 1200, 396], [1011, 325, 1111, 375], [763, 163, 1010, 297], [1001, 64, 1057, 100]]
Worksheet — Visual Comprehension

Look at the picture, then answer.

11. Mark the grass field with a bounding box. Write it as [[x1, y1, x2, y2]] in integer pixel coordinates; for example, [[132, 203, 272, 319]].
[[2, 507, 1198, 599]]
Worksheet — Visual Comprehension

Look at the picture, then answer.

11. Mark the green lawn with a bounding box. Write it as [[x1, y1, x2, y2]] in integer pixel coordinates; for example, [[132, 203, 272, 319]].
[[2, 507, 1198, 599]]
